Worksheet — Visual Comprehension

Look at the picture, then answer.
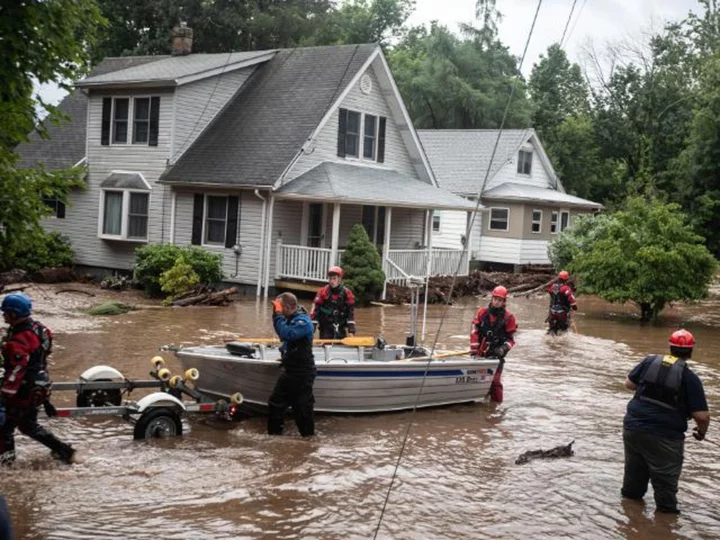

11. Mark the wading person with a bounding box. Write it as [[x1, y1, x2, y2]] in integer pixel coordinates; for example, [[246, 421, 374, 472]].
[[0, 293, 78, 465], [268, 293, 316, 437], [311, 266, 356, 339], [470, 286, 517, 403], [547, 270, 577, 334], [622, 329, 710, 514]]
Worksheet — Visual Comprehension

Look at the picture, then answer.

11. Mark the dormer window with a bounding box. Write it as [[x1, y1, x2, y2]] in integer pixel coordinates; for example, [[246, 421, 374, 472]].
[[102, 96, 160, 146], [518, 149, 532, 175], [337, 108, 386, 163]]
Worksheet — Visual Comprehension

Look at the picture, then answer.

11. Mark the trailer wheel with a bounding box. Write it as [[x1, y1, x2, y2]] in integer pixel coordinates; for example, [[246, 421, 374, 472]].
[[133, 408, 183, 440], [76, 379, 122, 407]]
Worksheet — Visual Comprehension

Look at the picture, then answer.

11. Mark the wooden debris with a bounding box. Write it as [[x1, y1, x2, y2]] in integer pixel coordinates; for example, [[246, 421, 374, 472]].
[[515, 440, 575, 465], [172, 286, 238, 307], [56, 289, 96, 297]]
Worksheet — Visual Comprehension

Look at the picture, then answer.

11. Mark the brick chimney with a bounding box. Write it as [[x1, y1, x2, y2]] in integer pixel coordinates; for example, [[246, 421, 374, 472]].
[[171, 22, 193, 56]]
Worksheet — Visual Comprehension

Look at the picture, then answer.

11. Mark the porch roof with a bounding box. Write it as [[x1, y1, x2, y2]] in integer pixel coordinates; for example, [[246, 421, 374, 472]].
[[482, 182, 604, 209], [275, 162, 480, 211]]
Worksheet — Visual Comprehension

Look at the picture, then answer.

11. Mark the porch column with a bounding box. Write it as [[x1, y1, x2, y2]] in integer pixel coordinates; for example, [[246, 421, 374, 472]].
[[465, 210, 474, 274], [330, 203, 341, 266], [422, 209, 433, 342], [381, 207, 392, 300]]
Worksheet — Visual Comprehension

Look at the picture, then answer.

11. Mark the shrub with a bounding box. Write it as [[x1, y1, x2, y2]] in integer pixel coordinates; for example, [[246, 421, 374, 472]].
[[341, 224, 385, 304], [134, 244, 223, 297], [159, 256, 199, 303], [9, 231, 74, 273]]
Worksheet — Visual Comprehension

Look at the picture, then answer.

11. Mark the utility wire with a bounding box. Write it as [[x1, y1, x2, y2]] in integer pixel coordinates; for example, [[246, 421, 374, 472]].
[[371, 1, 545, 538], [560, 0, 579, 47]]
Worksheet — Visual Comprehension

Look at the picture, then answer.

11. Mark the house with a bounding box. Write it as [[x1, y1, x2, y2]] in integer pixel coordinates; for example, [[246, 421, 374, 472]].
[[417, 129, 603, 269], [17, 29, 482, 298]]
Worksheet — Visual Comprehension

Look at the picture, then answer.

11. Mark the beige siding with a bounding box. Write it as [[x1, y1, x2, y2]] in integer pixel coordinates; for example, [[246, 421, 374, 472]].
[[482, 202, 525, 238]]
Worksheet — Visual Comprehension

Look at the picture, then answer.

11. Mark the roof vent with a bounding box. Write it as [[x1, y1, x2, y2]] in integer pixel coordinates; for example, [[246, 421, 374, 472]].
[[171, 22, 193, 56], [360, 73, 373, 95]]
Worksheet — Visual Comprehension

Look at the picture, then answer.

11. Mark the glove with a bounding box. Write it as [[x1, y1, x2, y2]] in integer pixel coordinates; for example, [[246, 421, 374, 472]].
[[491, 344, 509, 359], [271, 300, 283, 314], [693, 426, 706, 441], [347, 322, 356, 335], [0, 404, 5, 428]]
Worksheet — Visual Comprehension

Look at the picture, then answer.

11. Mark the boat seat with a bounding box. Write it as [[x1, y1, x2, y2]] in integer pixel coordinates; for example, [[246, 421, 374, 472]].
[[226, 342, 257, 358]]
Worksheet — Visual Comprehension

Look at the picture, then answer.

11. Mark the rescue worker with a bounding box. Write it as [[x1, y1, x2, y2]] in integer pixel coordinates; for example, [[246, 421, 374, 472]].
[[547, 270, 577, 334], [0, 293, 78, 465], [0, 494, 11, 540], [268, 292, 316, 437], [622, 329, 710, 514], [311, 266, 356, 339], [470, 286, 518, 403]]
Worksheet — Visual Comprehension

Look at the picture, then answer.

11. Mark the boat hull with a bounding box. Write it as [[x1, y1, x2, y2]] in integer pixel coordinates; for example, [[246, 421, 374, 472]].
[[176, 345, 499, 414]]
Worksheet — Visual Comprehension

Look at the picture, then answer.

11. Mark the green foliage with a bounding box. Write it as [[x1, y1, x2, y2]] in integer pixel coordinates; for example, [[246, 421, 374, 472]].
[[159, 256, 200, 303], [564, 197, 717, 322], [134, 244, 223, 297], [85, 302, 134, 316], [8, 231, 74, 273], [547, 213, 614, 272], [341, 224, 385, 304]]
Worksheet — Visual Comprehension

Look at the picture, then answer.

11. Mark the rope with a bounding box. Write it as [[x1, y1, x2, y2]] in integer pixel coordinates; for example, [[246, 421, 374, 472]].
[[371, 2, 546, 537]]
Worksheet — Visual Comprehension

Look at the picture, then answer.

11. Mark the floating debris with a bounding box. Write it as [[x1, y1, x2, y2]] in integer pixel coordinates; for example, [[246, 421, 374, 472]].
[[85, 301, 134, 316], [515, 440, 575, 465]]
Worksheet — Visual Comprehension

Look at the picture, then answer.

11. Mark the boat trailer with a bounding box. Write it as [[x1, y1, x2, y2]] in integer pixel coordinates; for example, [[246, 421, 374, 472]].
[[46, 356, 243, 440]]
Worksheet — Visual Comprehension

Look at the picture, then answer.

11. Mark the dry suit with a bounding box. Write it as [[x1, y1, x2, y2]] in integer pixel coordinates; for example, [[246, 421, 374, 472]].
[[311, 284, 356, 339], [470, 306, 517, 403]]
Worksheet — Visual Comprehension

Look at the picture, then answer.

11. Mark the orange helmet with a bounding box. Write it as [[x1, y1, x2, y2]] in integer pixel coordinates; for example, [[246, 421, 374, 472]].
[[328, 266, 343, 278], [491, 285, 508, 299], [669, 329, 695, 348], [558, 270, 570, 280]]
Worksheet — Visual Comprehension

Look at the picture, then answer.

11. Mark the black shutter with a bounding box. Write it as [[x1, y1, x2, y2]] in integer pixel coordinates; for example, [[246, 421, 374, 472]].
[[101, 98, 112, 145], [57, 201, 66, 219], [191, 194, 204, 245], [225, 195, 239, 248], [337, 108, 347, 157], [377, 116, 386, 163], [149, 96, 160, 146]]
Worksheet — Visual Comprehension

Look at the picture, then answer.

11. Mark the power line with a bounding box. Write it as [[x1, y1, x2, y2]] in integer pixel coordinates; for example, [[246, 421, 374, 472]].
[[560, 0, 579, 47]]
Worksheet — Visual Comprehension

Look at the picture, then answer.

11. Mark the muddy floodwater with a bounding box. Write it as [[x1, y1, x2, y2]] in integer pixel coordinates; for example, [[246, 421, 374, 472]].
[[3, 289, 720, 539]]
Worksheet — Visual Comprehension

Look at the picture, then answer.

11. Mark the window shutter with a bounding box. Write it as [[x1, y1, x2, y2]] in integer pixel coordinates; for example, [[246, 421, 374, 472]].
[[192, 194, 204, 245], [148, 97, 160, 146], [337, 108, 347, 157], [377, 116, 386, 163], [57, 201, 66, 219], [225, 195, 239, 249], [101, 98, 112, 146]]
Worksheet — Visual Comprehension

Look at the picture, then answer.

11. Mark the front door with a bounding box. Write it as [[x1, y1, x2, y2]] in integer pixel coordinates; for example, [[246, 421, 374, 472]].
[[308, 203, 324, 247], [362, 205, 386, 248]]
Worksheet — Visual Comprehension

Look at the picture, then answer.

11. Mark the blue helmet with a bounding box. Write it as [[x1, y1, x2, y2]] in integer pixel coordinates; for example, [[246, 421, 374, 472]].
[[1, 293, 32, 317]]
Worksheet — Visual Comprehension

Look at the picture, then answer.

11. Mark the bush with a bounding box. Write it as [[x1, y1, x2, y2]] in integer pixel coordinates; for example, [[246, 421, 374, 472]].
[[159, 256, 199, 303], [9, 231, 74, 273], [134, 244, 223, 297], [341, 224, 385, 304]]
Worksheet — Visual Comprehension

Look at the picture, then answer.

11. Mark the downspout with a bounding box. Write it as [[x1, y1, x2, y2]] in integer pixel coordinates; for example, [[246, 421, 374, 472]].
[[254, 189, 268, 297], [263, 194, 276, 299]]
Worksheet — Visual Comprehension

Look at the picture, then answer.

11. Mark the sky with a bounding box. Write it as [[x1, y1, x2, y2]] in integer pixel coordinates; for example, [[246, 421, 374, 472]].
[[38, 0, 702, 106]]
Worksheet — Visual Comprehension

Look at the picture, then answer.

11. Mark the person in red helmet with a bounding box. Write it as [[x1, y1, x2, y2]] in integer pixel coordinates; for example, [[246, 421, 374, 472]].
[[622, 329, 710, 514], [546, 270, 577, 335], [311, 266, 357, 339], [470, 285, 518, 403]]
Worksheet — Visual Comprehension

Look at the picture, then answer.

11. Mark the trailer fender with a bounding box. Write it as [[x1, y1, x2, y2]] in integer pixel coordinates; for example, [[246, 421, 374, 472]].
[[80, 365, 125, 381], [135, 392, 187, 413]]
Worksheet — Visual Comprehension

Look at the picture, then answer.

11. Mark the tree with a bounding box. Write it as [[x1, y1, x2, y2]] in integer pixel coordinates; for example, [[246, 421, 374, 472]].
[[564, 197, 717, 322], [341, 224, 385, 304], [0, 0, 103, 268], [547, 213, 614, 272], [321, 0, 415, 45]]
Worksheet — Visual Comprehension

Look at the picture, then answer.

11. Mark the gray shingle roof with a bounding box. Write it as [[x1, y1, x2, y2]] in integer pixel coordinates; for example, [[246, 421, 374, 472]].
[[16, 56, 161, 170], [76, 51, 273, 87], [276, 162, 479, 211], [100, 171, 149, 190], [417, 129, 531, 195], [161, 44, 378, 187], [483, 183, 603, 209]]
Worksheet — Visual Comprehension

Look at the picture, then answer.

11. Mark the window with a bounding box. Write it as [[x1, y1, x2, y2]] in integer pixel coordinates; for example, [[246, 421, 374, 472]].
[[100, 190, 149, 240], [364, 114, 377, 159], [204, 196, 228, 245], [531, 209, 542, 233], [42, 196, 65, 219], [560, 211, 570, 232], [489, 208, 509, 231], [112, 98, 129, 144], [338, 109, 361, 158], [133, 98, 150, 143], [517, 149, 532, 175], [432, 214, 441, 233], [550, 211, 559, 234]]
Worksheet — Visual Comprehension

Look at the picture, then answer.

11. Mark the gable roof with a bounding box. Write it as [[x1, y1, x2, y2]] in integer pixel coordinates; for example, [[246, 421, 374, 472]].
[[483, 183, 603, 209], [161, 43, 378, 187], [16, 56, 161, 170], [276, 161, 479, 211], [76, 51, 275, 88], [417, 129, 533, 195]]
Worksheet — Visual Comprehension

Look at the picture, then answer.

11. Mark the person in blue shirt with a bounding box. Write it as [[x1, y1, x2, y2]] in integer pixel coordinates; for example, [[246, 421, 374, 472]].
[[267, 293, 316, 437], [622, 329, 710, 514]]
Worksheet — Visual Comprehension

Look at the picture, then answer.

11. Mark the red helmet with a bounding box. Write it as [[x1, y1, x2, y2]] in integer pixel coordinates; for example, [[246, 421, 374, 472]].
[[669, 329, 695, 348], [491, 285, 508, 299], [558, 270, 570, 280], [328, 266, 343, 278]]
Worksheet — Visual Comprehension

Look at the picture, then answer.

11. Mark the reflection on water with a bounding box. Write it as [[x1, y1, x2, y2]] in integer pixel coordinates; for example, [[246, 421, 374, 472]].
[[3, 293, 720, 539]]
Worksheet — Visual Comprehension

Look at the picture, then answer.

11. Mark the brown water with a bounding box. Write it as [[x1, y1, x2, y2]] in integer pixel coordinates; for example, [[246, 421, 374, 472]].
[[3, 293, 720, 539]]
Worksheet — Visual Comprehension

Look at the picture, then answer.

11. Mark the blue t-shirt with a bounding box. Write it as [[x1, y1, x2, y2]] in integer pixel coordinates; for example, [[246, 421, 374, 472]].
[[624, 355, 708, 440]]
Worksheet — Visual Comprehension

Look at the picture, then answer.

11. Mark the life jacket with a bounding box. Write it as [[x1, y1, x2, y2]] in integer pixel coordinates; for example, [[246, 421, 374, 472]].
[[550, 282, 571, 312], [319, 285, 350, 325], [635, 355, 686, 411], [477, 309, 507, 351]]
